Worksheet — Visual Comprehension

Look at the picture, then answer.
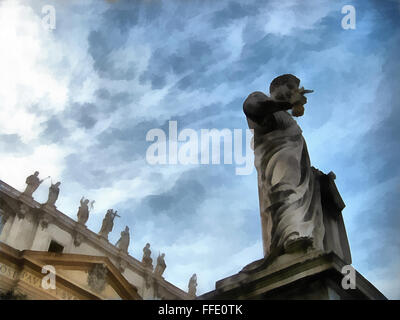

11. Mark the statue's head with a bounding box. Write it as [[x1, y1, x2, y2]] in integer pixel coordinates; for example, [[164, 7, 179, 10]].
[[84, 199, 90, 204], [34, 171, 39, 176], [55, 182, 61, 187], [269, 74, 301, 103]]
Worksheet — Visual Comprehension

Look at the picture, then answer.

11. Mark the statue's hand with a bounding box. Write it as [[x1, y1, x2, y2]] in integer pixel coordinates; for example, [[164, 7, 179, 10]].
[[292, 95, 307, 106], [289, 90, 307, 106], [292, 104, 305, 117]]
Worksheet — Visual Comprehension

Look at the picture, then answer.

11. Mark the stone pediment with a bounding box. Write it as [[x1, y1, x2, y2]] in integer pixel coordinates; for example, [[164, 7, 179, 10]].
[[0, 242, 142, 300]]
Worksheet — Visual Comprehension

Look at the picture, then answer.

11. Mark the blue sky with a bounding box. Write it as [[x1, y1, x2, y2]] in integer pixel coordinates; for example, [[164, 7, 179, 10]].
[[0, 0, 399, 298]]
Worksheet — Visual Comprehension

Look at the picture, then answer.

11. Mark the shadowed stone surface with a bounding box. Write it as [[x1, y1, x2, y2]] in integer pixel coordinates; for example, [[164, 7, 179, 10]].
[[198, 250, 386, 300]]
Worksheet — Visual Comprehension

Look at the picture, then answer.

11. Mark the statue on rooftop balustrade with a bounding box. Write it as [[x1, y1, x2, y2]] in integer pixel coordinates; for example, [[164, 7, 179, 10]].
[[142, 243, 153, 270], [98, 209, 120, 240], [44, 181, 61, 207], [77, 197, 94, 225], [115, 226, 130, 253], [188, 273, 197, 296], [22, 171, 49, 198], [154, 253, 166, 277]]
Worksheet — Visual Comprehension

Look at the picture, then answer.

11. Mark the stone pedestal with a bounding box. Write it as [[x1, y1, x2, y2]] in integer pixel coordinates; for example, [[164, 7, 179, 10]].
[[198, 250, 386, 300], [40, 203, 57, 212]]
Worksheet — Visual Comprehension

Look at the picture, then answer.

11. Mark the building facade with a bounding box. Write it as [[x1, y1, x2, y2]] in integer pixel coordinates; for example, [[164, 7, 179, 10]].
[[0, 179, 191, 300]]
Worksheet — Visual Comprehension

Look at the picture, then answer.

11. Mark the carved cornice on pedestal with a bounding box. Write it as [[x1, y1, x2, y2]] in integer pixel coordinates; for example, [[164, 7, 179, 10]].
[[37, 211, 53, 230], [0, 208, 10, 224], [117, 256, 128, 273], [153, 282, 168, 300], [73, 224, 87, 247], [39, 216, 50, 230], [74, 233, 84, 247], [98, 234, 110, 243], [17, 193, 36, 208], [144, 269, 153, 289], [40, 202, 57, 213], [17, 203, 30, 220]]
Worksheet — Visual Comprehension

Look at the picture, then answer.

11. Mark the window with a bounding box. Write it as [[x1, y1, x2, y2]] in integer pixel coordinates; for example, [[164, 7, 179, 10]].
[[48, 240, 64, 253]]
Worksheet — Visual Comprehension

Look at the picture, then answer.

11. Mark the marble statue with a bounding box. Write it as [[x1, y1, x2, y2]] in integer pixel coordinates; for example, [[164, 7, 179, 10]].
[[44, 182, 61, 207], [77, 197, 94, 225], [115, 226, 130, 253], [243, 74, 324, 258], [154, 253, 166, 277], [98, 209, 120, 240], [188, 274, 197, 296], [22, 171, 48, 197], [142, 243, 153, 269]]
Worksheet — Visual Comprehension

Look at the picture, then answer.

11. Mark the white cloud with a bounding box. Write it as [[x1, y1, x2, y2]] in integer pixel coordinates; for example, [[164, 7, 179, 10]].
[[262, 0, 335, 36], [0, 1, 69, 141], [0, 144, 68, 197]]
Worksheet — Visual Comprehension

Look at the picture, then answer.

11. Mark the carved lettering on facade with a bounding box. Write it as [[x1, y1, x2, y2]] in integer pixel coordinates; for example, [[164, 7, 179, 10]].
[[0, 262, 18, 280], [0, 262, 77, 300]]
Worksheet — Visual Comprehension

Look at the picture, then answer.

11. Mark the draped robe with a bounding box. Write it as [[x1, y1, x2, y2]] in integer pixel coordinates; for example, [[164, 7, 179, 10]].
[[244, 91, 325, 257]]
